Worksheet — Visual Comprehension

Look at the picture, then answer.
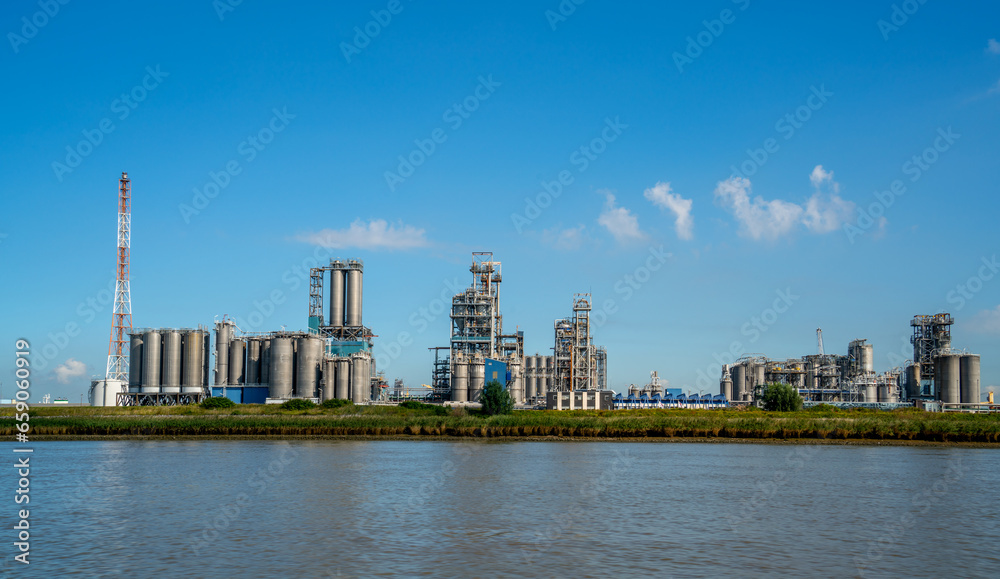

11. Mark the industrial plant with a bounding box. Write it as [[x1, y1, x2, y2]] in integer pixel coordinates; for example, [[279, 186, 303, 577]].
[[87, 172, 990, 412]]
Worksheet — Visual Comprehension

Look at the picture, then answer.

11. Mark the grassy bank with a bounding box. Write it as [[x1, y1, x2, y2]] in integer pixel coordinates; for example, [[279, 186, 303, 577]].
[[3, 404, 1000, 442]]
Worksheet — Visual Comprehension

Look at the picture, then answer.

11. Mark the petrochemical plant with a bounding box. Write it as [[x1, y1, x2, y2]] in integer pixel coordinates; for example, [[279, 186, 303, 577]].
[[88, 172, 990, 411]]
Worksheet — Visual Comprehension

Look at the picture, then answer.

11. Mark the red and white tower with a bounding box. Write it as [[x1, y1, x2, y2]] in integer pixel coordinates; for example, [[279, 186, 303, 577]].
[[106, 172, 132, 382]]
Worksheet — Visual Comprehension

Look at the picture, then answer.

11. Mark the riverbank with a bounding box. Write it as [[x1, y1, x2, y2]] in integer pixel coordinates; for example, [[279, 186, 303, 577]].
[[5, 405, 1000, 443]]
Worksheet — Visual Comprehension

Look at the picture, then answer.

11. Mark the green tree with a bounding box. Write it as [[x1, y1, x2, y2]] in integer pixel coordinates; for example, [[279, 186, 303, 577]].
[[480, 380, 514, 415], [760, 383, 803, 411], [200, 397, 236, 409]]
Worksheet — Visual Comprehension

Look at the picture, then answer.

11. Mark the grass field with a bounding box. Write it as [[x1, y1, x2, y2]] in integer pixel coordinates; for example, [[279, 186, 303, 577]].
[[4, 404, 1000, 442]]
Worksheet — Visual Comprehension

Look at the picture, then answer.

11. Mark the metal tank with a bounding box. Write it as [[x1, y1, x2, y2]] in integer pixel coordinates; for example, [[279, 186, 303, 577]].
[[296, 336, 322, 399], [451, 353, 468, 402], [753, 364, 765, 392], [732, 364, 747, 401], [862, 344, 874, 374], [142, 330, 161, 392], [350, 353, 367, 403], [877, 380, 897, 403], [202, 330, 211, 389], [246, 339, 260, 384], [182, 331, 205, 389], [269, 337, 294, 399], [346, 267, 363, 327], [330, 269, 345, 327], [960, 355, 981, 404], [215, 322, 231, 386], [129, 334, 143, 393], [229, 339, 245, 386], [721, 368, 733, 400], [336, 357, 351, 400], [90, 379, 105, 407], [864, 381, 877, 403], [260, 339, 271, 386], [162, 331, 182, 393], [322, 359, 336, 401], [510, 357, 523, 404], [938, 355, 960, 404], [469, 355, 486, 402], [906, 364, 921, 399]]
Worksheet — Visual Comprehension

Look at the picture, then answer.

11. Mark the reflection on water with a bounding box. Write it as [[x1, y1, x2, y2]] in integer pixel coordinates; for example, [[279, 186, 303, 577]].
[[5, 441, 1000, 578]]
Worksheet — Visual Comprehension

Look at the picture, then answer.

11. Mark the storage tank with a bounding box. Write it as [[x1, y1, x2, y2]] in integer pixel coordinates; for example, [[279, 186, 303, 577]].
[[215, 322, 231, 386], [296, 336, 322, 399], [960, 355, 981, 404], [510, 357, 523, 404], [336, 357, 351, 400], [246, 339, 261, 384], [330, 269, 345, 327], [938, 355, 960, 404], [753, 364, 765, 391], [864, 382, 877, 403], [451, 353, 468, 402], [469, 355, 486, 402], [862, 344, 874, 374], [351, 353, 369, 403], [260, 339, 271, 386], [90, 379, 105, 407], [202, 330, 211, 389], [732, 364, 747, 401], [129, 334, 143, 393], [721, 369, 733, 400], [229, 339, 245, 386], [346, 267, 363, 327], [142, 330, 161, 392], [877, 381, 898, 403], [161, 331, 182, 393], [322, 359, 337, 401], [269, 337, 294, 399], [182, 331, 205, 388], [906, 364, 921, 399]]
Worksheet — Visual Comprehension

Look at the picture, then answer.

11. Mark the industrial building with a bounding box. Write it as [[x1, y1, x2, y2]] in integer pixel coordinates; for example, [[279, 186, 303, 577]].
[[719, 314, 982, 408]]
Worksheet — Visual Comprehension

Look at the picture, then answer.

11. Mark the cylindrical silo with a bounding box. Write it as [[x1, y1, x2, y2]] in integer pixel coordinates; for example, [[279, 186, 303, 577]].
[[215, 322, 231, 386], [162, 330, 182, 393], [336, 357, 351, 400], [907, 364, 921, 399], [510, 357, 523, 404], [753, 364, 765, 391], [526, 373, 536, 401], [90, 379, 105, 407], [938, 355, 960, 404], [260, 339, 271, 386], [322, 359, 337, 401], [960, 355, 981, 404], [732, 364, 747, 401], [877, 381, 897, 403], [182, 331, 205, 389], [142, 330, 161, 392], [129, 334, 143, 393], [864, 382, 877, 403], [229, 339, 245, 386], [451, 353, 468, 402], [350, 353, 367, 403], [246, 339, 260, 384], [330, 269, 345, 328], [862, 344, 874, 374], [269, 337, 294, 399], [469, 355, 486, 402], [721, 372, 733, 400], [202, 330, 211, 388], [296, 336, 322, 399], [346, 267, 363, 327]]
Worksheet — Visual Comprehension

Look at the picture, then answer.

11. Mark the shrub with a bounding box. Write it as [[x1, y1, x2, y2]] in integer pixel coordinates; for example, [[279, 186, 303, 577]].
[[399, 400, 426, 410], [200, 397, 236, 409], [760, 383, 803, 412], [321, 398, 353, 409], [480, 380, 514, 415], [280, 399, 317, 411], [399, 400, 450, 416]]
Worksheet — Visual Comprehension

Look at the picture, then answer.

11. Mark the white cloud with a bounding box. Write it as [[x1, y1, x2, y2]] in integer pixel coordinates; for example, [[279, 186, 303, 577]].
[[597, 193, 645, 243], [967, 305, 1000, 334], [55, 359, 87, 384], [713, 177, 803, 240], [714, 165, 855, 240], [988, 38, 1000, 54], [542, 225, 588, 251], [644, 182, 694, 240], [297, 219, 429, 250]]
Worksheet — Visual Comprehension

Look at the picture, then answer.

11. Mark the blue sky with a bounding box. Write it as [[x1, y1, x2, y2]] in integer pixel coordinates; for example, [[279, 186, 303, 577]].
[[2, 0, 999, 401]]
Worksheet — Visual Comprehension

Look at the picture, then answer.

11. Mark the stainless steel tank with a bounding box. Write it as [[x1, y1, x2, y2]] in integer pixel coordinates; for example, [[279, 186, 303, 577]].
[[330, 269, 345, 328], [215, 322, 231, 386], [864, 382, 877, 403], [229, 339, 245, 386], [346, 268, 363, 327], [90, 379, 105, 407], [323, 359, 336, 401], [732, 364, 747, 401], [451, 353, 468, 402], [269, 337, 294, 399], [129, 334, 143, 393], [336, 357, 351, 400], [907, 364, 921, 399], [350, 353, 367, 403], [182, 331, 205, 389], [753, 364, 765, 391], [938, 355, 960, 404], [296, 336, 322, 398], [469, 354, 486, 402], [510, 357, 523, 404], [161, 330, 182, 393], [721, 375, 733, 400], [960, 355, 981, 404], [142, 330, 161, 392], [526, 372, 536, 400]]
